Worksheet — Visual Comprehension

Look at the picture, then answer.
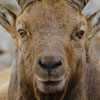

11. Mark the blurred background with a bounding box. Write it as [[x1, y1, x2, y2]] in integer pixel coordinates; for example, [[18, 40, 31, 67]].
[[0, 1, 20, 99], [0, 0, 100, 99], [0, 0, 20, 71]]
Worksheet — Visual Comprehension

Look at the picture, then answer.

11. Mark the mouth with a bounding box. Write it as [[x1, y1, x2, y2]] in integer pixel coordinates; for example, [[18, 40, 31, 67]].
[[36, 75, 65, 86], [40, 80, 62, 86], [36, 77, 66, 93]]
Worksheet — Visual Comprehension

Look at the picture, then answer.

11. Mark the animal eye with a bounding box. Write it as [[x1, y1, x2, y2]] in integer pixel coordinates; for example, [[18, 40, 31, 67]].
[[18, 29, 26, 38], [76, 30, 85, 39]]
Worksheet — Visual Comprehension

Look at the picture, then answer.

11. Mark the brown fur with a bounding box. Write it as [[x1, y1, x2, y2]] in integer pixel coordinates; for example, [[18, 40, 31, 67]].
[[0, 0, 100, 100]]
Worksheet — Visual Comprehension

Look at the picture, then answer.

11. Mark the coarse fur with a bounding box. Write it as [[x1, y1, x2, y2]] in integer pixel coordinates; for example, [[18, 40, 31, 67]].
[[0, 0, 100, 100]]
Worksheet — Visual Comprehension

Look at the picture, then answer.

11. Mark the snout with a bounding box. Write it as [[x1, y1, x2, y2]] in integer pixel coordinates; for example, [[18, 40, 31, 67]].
[[34, 53, 68, 93], [38, 57, 62, 74]]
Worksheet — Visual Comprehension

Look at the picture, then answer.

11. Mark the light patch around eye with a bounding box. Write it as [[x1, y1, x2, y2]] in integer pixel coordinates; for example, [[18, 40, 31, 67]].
[[80, 25, 87, 32]]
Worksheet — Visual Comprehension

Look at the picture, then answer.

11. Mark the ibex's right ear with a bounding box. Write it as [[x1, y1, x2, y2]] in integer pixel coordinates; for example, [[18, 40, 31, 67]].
[[0, 4, 16, 39]]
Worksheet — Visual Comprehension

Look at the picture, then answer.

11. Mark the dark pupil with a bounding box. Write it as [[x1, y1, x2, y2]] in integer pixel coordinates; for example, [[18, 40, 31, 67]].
[[79, 30, 84, 35], [20, 32, 24, 35], [77, 30, 84, 38]]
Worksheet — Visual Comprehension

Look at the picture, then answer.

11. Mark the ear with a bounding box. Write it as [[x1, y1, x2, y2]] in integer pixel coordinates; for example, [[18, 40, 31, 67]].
[[0, 4, 17, 41], [70, 0, 89, 11], [87, 10, 100, 41]]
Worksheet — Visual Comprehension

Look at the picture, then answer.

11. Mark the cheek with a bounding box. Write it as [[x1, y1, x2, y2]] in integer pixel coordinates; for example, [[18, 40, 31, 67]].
[[19, 55, 36, 85], [18, 47, 35, 76], [65, 43, 83, 76]]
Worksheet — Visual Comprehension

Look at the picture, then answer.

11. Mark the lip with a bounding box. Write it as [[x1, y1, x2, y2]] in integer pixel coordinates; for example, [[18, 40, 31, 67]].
[[36, 75, 65, 82], [40, 80, 62, 86], [36, 77, 67, 93]]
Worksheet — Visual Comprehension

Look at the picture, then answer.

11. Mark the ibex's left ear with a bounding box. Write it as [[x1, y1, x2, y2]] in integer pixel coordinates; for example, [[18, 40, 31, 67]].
[[70, 0, 89, 11], [0, 4, 16, 38], [87, 10, 100, 41]]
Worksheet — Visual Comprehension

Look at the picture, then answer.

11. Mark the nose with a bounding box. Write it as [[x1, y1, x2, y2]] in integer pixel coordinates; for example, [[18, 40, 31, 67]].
[[38, 57, 62, 70]]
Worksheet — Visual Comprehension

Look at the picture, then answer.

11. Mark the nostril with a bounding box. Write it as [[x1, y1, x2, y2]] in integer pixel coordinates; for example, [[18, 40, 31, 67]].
[[38, 60, 47, 69], [53, 61, 62, 68], [38, 59, 62, 70]]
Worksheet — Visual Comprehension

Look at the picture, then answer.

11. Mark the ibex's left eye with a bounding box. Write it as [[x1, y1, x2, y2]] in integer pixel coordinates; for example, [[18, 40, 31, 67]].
[[76, 30, 85, 39], [18, 29, 27, 38]]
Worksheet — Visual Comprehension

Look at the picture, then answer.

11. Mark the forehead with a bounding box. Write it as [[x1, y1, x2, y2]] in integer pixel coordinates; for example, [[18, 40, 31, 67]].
[[16, 1, 85, 34]]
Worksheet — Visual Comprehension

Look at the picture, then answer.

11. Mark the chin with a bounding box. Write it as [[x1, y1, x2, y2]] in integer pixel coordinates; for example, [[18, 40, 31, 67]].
[[36, 78, 67, 94]]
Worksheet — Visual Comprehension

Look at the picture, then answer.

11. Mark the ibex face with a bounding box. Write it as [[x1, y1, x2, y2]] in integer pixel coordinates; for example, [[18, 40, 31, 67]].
[[0, 0, 100, 97], [16, 1, 88, 93]]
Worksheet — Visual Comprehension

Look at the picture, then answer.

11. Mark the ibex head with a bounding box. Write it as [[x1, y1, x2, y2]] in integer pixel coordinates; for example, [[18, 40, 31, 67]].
[[0, 0, 100, 99]]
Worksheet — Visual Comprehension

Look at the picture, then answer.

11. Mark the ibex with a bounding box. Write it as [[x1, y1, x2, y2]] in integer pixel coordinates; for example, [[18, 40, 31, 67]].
[[0, 0, 100, 100]]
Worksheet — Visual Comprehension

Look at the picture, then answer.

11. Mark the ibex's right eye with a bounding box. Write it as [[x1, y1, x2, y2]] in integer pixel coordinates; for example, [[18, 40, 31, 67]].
[[18, 29, 27, 38]]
